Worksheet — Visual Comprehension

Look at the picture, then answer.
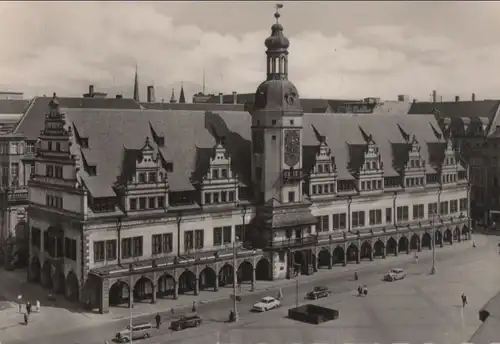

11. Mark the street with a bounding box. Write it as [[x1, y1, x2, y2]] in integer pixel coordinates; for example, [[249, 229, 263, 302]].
[[5, 233, 498, 344]]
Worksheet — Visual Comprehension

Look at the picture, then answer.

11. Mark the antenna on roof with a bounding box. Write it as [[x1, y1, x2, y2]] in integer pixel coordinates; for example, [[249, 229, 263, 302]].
[[202, 69, 206, 95]]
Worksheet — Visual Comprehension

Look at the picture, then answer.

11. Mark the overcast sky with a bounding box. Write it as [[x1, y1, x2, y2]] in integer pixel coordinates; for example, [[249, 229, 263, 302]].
[[0, 1, 499, 102]]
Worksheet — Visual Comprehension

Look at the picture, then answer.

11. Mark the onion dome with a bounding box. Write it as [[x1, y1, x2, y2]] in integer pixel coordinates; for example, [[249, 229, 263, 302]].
[[264, 10, 289, 52]]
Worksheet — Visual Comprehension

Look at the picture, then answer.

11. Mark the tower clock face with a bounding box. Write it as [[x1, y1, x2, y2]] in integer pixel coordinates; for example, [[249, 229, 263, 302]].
[[284, 130, 300, 167]]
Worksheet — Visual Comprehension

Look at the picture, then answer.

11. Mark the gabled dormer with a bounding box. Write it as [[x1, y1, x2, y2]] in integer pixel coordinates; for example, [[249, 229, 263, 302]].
[[403, 135, 426, 189], [440, 136, 459, 185], [115, 136, 169, 214], [200, 137, 239, 206], [33, 93, 79, 188], [357, 132, 384, 193], [307, 131, 338, 198]]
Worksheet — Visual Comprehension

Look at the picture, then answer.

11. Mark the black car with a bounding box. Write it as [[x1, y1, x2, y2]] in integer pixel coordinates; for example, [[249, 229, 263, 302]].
[[306, 286, 331, 300], [170, 314, 202, 331]]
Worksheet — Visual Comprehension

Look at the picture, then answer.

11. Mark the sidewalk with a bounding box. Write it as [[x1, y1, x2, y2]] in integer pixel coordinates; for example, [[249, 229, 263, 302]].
[[0, 236, 479, 342]]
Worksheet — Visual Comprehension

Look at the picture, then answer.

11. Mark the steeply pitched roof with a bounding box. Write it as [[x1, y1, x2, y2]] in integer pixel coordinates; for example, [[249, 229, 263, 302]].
[[14, 96, 143, 141], [56, 107, 444, 199], [408, 100, 500, 120], [0, 99, 31, 114], [470, 290, 500, 344]]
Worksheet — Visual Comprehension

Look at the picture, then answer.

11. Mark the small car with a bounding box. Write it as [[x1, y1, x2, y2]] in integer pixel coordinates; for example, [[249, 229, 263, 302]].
[[384, 268, 406, 282], [170, 314, 202, 331], [115, 322, 153, 342], [306, 286, 331, 300], [252, 296, 280, 312]]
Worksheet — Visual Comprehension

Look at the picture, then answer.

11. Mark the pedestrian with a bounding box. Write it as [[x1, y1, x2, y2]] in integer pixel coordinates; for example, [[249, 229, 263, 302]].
[[473, 241, 476, 248], [18, 303, 21, 313], [171, 307, 175, 314], [155, 312, 161, 329], [363, 285, 368, 296], [26, 302, 31, 315], [462, 293, 468, 307], [36, 300, 40, 313], [192, 301, 197, 313], [23, 313, 28, 325], [357, 285, 362, 296]]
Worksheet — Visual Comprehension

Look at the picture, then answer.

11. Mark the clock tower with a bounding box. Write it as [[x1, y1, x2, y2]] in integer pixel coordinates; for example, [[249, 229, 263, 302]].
[[251, 5, 304, 204]]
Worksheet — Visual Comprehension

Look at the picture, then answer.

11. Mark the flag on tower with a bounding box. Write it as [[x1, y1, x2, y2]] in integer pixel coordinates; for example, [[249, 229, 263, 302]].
[[276, 3, 283, 9]]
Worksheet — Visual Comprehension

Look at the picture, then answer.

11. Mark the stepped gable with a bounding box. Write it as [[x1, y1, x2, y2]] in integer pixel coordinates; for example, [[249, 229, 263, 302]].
[[55, 106, 447, 199]]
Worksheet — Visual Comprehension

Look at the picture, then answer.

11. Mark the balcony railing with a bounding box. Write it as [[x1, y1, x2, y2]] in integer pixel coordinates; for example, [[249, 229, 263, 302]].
[[283, 169, 304, 184], [268, 235, 317, 248]]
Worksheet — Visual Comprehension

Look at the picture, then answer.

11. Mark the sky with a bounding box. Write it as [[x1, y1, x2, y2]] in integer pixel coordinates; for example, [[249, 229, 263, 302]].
[[0, 1, 499, 102]]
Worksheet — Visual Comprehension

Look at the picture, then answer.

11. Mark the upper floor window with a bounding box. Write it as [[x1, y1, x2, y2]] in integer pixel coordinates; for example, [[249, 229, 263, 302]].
[[352, 211, 365, 228], [396, 206, 409, 222]]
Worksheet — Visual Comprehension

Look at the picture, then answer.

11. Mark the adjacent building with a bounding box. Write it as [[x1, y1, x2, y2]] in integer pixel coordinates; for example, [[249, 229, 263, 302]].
[[408, 94, 500, 224], [26, 9, 470, 315]]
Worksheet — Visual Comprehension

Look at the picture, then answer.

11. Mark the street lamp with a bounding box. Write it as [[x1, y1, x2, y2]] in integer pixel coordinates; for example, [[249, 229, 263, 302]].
[[232, 236, 239, 322], [430, 211, 437, 275], [128, 264, 134, 343]]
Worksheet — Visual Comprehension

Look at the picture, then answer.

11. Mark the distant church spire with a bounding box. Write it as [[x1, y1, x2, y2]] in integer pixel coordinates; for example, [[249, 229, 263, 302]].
[[133, 64, 140, 102], [170, 88, 177, 104], [179, 82, 186, 103]]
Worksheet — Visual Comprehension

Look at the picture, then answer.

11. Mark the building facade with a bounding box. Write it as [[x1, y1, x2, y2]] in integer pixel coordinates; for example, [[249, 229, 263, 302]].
[[27, 9, 470, 314], [408, 96, 500, 224]]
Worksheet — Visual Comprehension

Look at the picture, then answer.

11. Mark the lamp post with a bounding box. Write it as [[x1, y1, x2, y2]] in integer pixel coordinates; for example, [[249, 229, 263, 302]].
[[430, 211, 437, 275], [295, 278, 299, 308], [128, 264, 134, 343], [232, 236, 239, 322]]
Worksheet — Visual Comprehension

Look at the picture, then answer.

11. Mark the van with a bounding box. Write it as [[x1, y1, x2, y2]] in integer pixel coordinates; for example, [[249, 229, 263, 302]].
[[115, 322, 153, 342]]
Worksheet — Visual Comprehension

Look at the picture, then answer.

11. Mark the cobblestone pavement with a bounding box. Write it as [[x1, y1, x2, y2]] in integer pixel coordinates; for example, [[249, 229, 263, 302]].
[[0, 233, 491, 344]]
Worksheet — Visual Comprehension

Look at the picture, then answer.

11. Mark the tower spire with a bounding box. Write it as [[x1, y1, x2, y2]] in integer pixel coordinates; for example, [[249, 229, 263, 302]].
[[265, 3, 289, 81], [170, 88, 177, 104], [133, 64, 140, 102], [179, 82, 186, 103]]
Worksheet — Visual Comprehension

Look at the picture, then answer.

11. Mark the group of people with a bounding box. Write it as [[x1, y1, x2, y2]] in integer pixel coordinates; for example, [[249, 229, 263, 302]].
[[357, 285, 368, 296]]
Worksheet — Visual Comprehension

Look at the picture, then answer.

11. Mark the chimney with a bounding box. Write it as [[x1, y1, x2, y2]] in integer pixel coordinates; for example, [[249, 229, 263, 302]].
[[147, 86, 156, 103], [115, 94, 123, 99], [472, 93, 476, 102], [432, 90, 437, 103], [219, 93, 223, 104], [88, 85, 94, 96], [455, 96, 460, 102], [413, 98, 416, 104], [232, 91, 237, 105]]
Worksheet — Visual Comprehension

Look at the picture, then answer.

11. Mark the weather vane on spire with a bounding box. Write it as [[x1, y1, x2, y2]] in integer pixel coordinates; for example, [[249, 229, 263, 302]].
[[275, 3, 283, 23]]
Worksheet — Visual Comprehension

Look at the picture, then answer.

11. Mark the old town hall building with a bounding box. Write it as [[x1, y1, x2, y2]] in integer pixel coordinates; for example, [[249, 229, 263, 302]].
[[27, 9, 470, 314]]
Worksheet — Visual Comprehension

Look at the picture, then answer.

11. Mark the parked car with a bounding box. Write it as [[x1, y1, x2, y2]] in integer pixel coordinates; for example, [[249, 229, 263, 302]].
[[384, 268, 406, 281], [170, 314, 202, 331], [252, 296, 281, 312], [115, 322, 153, 342], [306, 286, 331, 300]]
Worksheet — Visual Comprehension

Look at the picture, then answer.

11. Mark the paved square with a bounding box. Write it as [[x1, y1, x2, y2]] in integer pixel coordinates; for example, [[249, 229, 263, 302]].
[[179, 237, 500, 344]]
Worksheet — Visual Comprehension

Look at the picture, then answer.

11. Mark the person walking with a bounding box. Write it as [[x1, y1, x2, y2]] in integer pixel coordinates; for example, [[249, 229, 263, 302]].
[[36, 300, 40, 313], [155, 313, 161, 329], [23, 313, 28, 325], [26, 302, 31, 315], [462, 293, 468, 307], [191, 301, 197, 313]]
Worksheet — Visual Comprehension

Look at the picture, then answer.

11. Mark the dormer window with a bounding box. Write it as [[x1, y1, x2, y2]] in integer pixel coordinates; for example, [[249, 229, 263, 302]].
[[88, 166, 97, 176], [81, 138, 89, 148], [318, 164, 323, 173], [324, 164, 329, 173], [221, 169, 228, 178], [212, 169, 219, 179], [157, 137, 165, 147], [371, 161, 377, 169]]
